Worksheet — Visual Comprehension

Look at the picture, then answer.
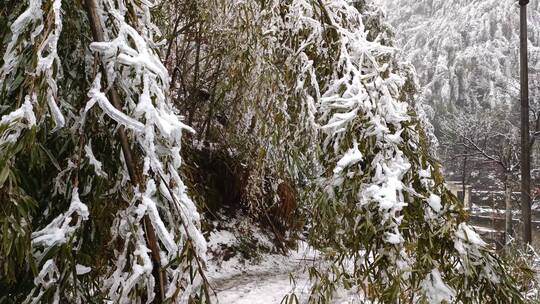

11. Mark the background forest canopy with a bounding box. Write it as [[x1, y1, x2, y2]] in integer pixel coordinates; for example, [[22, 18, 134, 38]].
[[379, 0, 540, 203], [0, 0, 537, 303]]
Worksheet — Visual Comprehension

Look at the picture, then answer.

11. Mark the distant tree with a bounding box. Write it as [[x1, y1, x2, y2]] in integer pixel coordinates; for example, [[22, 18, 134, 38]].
[[379, 0, 540, 115], [441, 105, 521, 244]]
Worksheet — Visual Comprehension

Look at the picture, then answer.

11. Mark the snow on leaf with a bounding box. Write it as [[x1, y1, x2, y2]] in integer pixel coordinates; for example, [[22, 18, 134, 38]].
[[84, 141, 108, 178], [420, 269, 456, 304], [333, 141, 363, 174]]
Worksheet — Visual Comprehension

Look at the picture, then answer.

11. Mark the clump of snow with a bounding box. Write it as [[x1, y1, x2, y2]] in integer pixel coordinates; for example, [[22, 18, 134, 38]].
[[333, 141, 363, 175], [455, 223, 487, 251], [32, 188, 89, 256], [24, 259, 60, 303], [84, 141, 108, 178], [139, 180, 177, 255], [427, 194, 442, 213], [76, 264, 91, 276], [208, 230, 236, 253], [24, 188, 89, 303], [0, 95, 37, 147], [0, 0, 43, 83], [86, 73, 145, 133], [420, 269, 456, 304]]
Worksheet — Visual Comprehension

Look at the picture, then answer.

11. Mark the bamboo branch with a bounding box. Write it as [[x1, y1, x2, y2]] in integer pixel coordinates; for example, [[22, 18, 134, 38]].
[[83, 0, 165, 301]]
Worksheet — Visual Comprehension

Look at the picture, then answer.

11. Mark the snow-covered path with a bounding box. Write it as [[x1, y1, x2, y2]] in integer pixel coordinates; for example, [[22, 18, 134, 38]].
[[209, 259, 362, 304], [209, 252, 312, 304], [206, 232, 363, 303], [213, 270, 310, 304]]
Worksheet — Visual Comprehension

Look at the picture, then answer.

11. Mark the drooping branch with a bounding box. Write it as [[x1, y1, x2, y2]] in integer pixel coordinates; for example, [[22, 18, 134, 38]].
[[83, 0, 165, 301]]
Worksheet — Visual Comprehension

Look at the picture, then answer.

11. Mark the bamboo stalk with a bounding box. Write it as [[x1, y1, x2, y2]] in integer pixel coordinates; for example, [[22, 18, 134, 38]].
[[83, 0, 165, 301]]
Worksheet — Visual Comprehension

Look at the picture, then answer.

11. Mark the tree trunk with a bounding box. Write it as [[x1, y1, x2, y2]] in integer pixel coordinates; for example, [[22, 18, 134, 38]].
[[504, 172, 514, 247], [461, 154, 470, 210]]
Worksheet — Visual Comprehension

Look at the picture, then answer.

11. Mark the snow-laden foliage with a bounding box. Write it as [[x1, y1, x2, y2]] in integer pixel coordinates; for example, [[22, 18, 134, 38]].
[[0, 0, 207, 302], [255, 0, 522, 302], [157, 0, 523, 302], [0, 0, 527, 303], [376, 0, 540, 244], [377, 0, 540, 122]]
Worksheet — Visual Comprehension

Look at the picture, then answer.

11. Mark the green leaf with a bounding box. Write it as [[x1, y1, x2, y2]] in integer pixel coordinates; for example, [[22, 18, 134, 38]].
[[0, 165, 10, 187], [38, 143, 61, 171]]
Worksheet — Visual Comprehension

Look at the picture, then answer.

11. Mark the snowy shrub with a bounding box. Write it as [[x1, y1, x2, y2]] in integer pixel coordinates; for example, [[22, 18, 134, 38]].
[[0, 0, 208, 302], [255, 0, 524, 302]]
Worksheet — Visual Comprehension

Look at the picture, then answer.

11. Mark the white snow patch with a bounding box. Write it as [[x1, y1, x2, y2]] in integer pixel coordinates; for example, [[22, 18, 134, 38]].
[[76, 264, 91, 275], [84, 141, 108, 178], [427, 194, 442, 213], [334, 141, 362, 174], [420, 269, 456, 304]]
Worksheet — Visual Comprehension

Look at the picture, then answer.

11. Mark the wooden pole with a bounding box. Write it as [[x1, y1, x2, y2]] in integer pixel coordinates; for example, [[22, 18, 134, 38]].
[[519, 0, 532, 244]]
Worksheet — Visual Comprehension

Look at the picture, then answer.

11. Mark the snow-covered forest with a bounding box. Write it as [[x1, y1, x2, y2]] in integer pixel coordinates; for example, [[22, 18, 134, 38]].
[[377, 0, 540, 246], [0, 0, 539, 303]]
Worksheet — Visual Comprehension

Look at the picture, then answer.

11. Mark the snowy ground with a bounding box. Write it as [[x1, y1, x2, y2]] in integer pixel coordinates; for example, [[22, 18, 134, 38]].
[[212, 268, 309, 304], [204, 221, 540, 303], [206, 227, 363, 303], [212, 270, 363, 304]]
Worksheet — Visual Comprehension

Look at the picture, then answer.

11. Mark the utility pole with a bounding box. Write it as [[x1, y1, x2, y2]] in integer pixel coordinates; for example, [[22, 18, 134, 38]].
[[519, 0, 532, 244]]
